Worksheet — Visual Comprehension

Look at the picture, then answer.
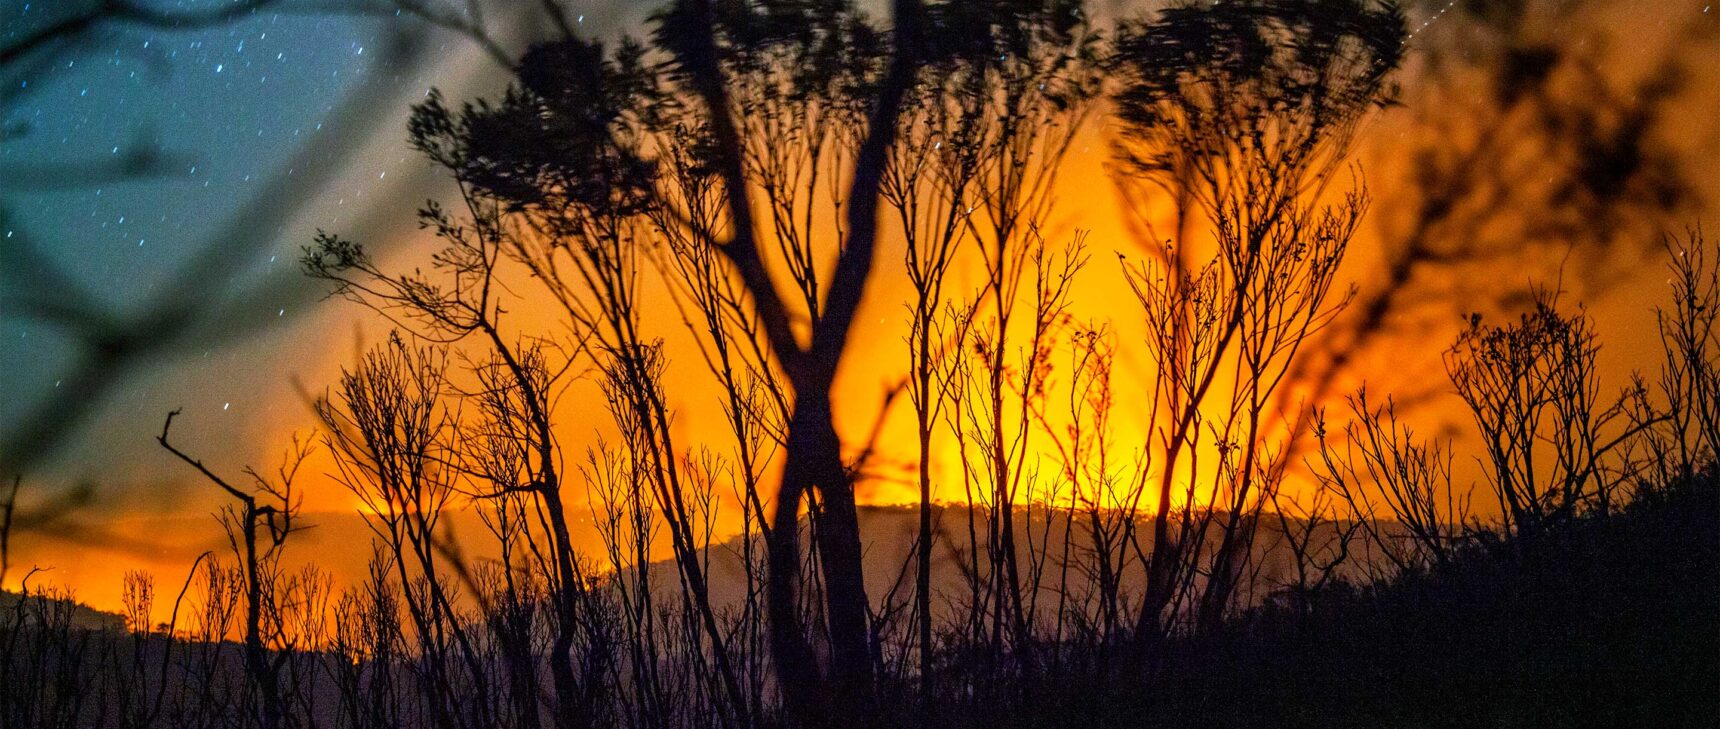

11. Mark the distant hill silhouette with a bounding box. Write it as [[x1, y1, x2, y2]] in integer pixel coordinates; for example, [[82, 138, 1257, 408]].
[[628, 501, 1395, 628], [0, 588, 125, 632]]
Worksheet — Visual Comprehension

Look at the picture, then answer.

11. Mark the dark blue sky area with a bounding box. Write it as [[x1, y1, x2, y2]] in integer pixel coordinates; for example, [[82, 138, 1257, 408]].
[[5, 9, 372, 296], [1, 1, 508, 491]]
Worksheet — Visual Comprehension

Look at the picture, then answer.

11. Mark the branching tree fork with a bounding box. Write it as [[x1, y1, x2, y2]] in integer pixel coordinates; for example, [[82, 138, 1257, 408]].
[[157, 409, 309, 729]]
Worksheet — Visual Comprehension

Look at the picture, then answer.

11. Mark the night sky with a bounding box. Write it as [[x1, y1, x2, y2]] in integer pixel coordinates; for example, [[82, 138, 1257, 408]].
[[1, 2, 576, 480]]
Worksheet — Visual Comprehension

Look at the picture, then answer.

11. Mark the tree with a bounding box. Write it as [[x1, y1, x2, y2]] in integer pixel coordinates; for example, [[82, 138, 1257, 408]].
[[157, 410, 309, 729], [1445, 292, 1643, 537], [1110, 0, 1403, 642], [882, 0, 1098, 701], [376, 1, 934, 722]]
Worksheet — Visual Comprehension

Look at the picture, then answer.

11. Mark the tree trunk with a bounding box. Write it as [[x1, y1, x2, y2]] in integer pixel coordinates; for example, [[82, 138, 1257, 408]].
[[768, 394, 875, 727]]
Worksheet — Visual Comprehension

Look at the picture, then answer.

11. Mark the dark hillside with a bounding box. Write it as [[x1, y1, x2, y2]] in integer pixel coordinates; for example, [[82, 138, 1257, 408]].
[[1033, 471, 1720, 729], [0, 589, 125, 632]]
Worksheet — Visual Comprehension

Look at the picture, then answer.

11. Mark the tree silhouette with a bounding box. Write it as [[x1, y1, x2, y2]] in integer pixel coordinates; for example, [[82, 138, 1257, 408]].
[[1111, 0, 1403, 644]]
